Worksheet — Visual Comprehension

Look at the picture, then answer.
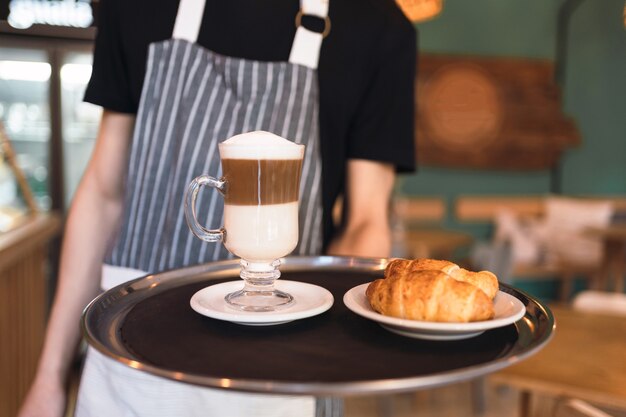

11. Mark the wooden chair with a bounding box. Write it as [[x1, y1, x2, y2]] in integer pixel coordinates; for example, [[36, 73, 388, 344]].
[[391, 195, 447, 226], [390, 196, 464, 259], [553, 398, 615, 417], [455, 195, 617, 302]]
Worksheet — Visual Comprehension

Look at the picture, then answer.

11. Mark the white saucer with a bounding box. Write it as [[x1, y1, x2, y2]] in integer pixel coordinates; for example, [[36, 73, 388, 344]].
[[343, 283, 526, 340], [190, 280, 334, 326]]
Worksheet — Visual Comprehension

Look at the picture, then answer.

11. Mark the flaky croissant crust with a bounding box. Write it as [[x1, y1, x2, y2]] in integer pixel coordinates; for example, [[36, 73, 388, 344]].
[[365, 258, 499, 322], [384, 258, 499, 300]]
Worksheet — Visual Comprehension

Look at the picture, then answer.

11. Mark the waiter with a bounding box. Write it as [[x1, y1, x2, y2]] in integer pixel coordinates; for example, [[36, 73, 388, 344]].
[[19, 0, 416, 416]]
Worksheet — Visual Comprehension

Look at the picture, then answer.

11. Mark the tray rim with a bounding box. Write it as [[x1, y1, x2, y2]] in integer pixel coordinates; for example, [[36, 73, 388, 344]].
[[82, 256, 555, 396]]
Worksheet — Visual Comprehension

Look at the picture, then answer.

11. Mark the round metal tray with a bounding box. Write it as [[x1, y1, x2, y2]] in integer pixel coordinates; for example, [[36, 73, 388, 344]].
[[82, 256, 554, 396]]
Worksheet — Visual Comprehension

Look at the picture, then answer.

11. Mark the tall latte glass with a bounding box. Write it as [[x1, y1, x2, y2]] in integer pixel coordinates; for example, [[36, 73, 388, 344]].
[[184, 131, 304, 312]]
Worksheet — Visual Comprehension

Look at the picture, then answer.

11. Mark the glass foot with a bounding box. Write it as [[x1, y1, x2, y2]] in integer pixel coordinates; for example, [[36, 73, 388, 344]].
[[225, 288, 294, 312], [224, 259, 294, 312]]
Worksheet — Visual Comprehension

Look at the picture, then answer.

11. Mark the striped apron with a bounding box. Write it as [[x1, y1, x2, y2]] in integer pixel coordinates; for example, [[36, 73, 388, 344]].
[[76, 0, 340, 415]]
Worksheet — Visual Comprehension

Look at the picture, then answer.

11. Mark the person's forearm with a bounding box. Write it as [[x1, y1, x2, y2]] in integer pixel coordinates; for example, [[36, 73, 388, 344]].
[[32, 111, 133, 385], [34, 185, 123, 382], [327, 218, 391, 258], [326, 159, 395, 258]]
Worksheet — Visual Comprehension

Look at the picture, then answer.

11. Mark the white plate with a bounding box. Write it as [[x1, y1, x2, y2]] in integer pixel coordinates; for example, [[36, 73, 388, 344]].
[[190, 280, 334, 326], [343, 283, 526, 340]]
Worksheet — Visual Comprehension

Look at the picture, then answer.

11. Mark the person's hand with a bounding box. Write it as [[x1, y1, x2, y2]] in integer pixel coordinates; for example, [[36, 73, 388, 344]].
[[327, 221, 391, 258], [18, 375, 66, 417]]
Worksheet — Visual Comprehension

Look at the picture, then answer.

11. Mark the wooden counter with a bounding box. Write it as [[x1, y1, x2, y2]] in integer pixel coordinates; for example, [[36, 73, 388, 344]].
[[0, 214, 60, 417]]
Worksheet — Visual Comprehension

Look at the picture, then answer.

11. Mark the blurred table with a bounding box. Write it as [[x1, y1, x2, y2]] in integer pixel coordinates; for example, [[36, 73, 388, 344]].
[[490, 305, 626, 416], [586, 225, 626, 293], [393, 228, 474, 260]]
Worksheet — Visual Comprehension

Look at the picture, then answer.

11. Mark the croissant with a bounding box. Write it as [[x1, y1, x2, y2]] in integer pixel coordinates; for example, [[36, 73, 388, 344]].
[[449, 268, 499, 300], [384, 258, 459, 276], [384, 258, 499, 299], [365, 270, 494, 322], [366, 270, 495, 322]]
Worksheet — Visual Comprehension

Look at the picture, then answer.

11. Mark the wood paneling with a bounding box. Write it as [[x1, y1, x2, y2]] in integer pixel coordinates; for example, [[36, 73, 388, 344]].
[[0, 215, 60, 417]]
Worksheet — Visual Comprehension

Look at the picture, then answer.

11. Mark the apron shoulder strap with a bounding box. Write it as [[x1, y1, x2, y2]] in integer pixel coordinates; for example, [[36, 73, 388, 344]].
[[172, 0, 329, 68], [172, 0, 207, 42], [289, 0, 330, 70]]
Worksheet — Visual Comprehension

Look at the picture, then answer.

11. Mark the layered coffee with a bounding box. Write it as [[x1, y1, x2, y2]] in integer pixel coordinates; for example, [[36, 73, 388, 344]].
[[218, 132, 304, 262], [221, 159, 302, 205]]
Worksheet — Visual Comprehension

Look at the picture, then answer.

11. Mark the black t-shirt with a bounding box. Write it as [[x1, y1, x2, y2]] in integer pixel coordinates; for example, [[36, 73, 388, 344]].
[[85, 0, 417, 248]]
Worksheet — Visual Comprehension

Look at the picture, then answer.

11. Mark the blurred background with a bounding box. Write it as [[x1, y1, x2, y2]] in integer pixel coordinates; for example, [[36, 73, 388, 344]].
[[392, 0, 626, 302], [1, 1, 625, 417]]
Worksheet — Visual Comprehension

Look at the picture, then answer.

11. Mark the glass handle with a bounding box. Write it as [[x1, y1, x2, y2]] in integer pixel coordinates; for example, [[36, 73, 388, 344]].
[[184, 175, 226, 242]]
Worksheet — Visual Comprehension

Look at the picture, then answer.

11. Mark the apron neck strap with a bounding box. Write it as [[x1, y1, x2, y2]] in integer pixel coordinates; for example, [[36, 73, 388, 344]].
[[289, 0, 330, 70], [300, 0, 330, 19], [172, 0, 206, 42], [172, 0, 330, 70]]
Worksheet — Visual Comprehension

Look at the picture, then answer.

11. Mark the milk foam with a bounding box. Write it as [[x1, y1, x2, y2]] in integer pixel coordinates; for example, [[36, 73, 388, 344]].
[[219, 131, 304, 160]]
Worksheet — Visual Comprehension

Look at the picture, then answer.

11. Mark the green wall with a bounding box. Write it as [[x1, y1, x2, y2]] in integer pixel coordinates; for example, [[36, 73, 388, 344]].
[[401, 0, 626, 223]]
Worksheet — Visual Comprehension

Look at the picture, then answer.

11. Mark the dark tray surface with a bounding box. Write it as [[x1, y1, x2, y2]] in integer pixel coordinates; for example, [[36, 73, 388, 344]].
[[83, 257, 554, 395], [122, 270, 517, 382]]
